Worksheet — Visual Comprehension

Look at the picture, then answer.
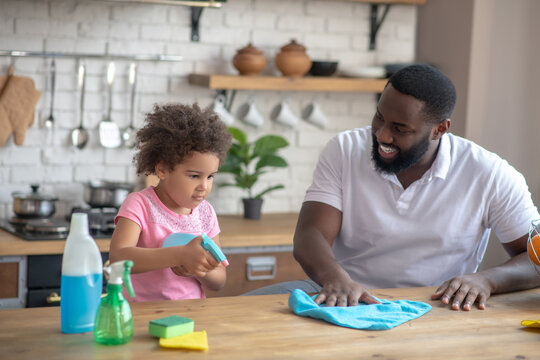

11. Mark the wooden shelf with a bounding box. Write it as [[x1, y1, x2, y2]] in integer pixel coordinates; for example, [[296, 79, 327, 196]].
[[188, 74, 388, 93]]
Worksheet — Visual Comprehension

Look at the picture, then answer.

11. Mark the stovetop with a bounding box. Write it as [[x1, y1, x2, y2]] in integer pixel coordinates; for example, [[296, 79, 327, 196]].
[[0, 208, 117, 241]]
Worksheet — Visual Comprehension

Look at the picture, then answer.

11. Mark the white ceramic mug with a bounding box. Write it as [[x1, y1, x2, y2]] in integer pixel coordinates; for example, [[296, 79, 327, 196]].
[[301, 101, 328, 129], [237, 98, 264, 128], [270, 100, 298, 128], [212, 94, 234, 125]]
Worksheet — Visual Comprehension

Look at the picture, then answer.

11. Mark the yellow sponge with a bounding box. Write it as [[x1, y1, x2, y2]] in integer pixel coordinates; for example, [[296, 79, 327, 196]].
[[159, 330, 208, 351], [148, 315, 194, 338]]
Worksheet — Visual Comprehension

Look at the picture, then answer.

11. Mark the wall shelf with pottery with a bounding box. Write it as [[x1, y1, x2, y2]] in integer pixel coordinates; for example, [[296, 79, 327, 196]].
[[188, 74, 388, 93]]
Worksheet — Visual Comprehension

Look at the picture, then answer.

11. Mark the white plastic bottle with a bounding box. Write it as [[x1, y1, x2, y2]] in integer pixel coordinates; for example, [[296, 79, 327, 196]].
[[60, 213, 103, 334]]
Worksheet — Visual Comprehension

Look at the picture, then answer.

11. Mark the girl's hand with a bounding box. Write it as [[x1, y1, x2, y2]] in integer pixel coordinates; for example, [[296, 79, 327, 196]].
[[176, 236, 219, 278], [170, 265, 193, 277]]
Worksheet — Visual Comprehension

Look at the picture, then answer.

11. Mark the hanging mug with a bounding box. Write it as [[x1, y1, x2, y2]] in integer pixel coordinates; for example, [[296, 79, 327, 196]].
[[212, 94, 234, 125], [270, 99, 298, 128], [237, 97, 264, 128], [301, 101, 328, 129]]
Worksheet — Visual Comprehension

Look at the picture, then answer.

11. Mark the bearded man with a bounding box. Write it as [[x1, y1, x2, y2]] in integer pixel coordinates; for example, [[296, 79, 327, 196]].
[[246, 64, 540, 310]]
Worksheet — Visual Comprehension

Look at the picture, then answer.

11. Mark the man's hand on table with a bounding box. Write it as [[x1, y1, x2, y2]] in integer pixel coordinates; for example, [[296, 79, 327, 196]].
[[431, 273, 493, 311], [314, 277, 381, 307]]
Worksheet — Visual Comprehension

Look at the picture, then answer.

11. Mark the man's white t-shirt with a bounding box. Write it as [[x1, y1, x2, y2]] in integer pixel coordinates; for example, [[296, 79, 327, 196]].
[[304, 126, 539, 289]]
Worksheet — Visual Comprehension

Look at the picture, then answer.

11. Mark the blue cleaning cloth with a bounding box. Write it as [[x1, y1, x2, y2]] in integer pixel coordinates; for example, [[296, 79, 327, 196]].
[[288, 289, 431, 330]]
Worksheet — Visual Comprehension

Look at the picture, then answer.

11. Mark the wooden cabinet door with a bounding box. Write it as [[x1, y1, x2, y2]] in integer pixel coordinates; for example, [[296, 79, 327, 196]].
[[0, 256, 26, 309], [205, 250, 307, 298]]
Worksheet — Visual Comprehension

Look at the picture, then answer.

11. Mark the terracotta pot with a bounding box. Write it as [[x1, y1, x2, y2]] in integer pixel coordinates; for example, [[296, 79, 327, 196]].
[[274, 39, 312, 78], [233, 43, 267, 76]]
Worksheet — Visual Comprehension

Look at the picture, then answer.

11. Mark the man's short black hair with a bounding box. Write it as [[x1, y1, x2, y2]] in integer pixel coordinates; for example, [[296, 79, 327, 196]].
[[388, 64, 456, 123]]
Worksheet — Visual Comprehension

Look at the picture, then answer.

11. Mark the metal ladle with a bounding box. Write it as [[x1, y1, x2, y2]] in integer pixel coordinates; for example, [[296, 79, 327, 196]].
[[122, 63, 137, 148], [44, 59, 55, 129], [71, 63, 89, 149]]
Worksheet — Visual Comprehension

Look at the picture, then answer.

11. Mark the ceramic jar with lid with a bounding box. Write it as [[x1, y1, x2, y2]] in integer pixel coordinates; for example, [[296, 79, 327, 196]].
[[232, 43, 267, 76], [274, 39, 312, 78]]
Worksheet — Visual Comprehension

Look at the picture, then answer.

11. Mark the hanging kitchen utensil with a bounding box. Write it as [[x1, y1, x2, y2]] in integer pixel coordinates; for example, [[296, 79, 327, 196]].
[[99, 62, 121, 148], [43, 59, 55, 129], [121, 62, 137, 148], [71, 63, 89, 149]]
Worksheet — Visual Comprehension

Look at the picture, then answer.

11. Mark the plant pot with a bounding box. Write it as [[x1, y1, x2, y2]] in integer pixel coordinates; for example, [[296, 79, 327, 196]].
[[242, 198, 263, 220]]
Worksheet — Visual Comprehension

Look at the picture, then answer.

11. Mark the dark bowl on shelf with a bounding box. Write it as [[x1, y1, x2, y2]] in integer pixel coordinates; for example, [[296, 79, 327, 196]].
[[384, 63, 419, 77], [309, 61, 339, 77]]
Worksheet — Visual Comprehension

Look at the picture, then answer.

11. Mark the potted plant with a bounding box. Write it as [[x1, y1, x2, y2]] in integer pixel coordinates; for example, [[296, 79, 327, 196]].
[[219, 127, 289, 219]]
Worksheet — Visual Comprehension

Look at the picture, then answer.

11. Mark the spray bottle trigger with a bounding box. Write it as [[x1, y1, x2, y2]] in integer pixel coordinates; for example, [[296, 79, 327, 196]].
[[122, 260, 135, 298]]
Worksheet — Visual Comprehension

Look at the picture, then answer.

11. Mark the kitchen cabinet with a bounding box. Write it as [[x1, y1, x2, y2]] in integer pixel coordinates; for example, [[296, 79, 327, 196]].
[[25, 253, 109, 308], [0, 213, 301, 307], [205, 247, 307, 297], [0, 256, 26, 309]]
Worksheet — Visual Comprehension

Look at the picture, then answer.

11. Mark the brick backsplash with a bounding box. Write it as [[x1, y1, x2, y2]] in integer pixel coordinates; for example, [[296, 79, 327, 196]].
[[0, 0, 416, 217]]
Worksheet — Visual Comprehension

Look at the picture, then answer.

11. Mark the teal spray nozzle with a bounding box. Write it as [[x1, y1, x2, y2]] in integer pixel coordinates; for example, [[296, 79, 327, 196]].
[[94, 260, 136, 345]]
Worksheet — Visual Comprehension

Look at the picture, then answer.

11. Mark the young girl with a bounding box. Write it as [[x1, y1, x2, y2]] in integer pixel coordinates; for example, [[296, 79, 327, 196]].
[[109, 103, 232, 302]]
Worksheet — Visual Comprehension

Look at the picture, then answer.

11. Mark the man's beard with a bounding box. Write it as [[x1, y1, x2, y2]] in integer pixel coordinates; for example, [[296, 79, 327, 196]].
[[371, 131, 431, 174]]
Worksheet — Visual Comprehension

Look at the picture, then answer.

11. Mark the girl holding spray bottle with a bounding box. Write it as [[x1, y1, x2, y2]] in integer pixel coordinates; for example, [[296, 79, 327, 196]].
[[109, 103, 232, 301]]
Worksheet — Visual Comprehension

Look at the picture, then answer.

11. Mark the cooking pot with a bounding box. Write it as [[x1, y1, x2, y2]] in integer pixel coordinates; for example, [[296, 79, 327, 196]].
[[12, 185, 58, 218], [85, 180, 134, 208]]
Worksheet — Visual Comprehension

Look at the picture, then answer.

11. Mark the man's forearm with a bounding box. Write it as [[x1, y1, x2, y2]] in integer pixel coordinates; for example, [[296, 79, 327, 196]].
[[293, 229, 350, 286], [479, 252, 540, 294]]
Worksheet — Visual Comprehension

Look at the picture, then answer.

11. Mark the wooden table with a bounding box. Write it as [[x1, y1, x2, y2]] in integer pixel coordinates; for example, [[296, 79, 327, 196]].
[[1, 287, 539, 359]]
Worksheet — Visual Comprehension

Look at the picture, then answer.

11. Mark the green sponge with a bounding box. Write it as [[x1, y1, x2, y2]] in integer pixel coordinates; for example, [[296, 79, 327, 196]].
[[148, 315, 194, 338]]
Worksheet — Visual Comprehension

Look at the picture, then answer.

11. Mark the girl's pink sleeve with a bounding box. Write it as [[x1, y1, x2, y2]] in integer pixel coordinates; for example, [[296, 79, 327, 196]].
[[115, 193, 146, 231]]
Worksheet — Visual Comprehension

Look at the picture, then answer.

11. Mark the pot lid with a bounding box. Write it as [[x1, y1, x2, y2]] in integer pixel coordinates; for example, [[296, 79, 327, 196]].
[[11, 185, 58, 201], [236, 43, 264, 55], [280, 39, 306, 53]]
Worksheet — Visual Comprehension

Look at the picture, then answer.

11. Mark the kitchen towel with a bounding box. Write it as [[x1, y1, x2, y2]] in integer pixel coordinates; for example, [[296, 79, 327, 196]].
[[288, 289, 431, 330], [0, 67, 42, 146]]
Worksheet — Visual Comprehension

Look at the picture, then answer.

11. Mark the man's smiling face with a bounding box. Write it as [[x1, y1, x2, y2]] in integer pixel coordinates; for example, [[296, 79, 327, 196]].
[[370, 85, 436, 175]]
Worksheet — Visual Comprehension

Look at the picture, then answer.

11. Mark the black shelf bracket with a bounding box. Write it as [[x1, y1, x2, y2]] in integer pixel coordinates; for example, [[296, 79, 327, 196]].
[[216, 89, 236, 111], [191, 7, 204, 42], [369, 4, 391, 50]]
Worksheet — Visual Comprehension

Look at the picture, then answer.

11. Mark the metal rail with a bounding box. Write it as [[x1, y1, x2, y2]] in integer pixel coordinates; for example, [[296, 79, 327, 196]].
[[0, 50, 183, 62]]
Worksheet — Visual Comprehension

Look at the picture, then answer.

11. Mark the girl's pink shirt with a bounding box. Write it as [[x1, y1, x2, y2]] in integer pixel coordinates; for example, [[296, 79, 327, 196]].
[[115, 186, 220, 302]]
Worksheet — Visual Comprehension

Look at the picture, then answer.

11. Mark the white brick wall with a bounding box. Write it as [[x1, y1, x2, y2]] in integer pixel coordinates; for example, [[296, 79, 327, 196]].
[[0, 0, 416, 217]]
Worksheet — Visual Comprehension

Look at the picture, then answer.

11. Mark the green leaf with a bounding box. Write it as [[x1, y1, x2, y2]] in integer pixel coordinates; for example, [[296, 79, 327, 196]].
[[254, 185, 285, 199], [253, 135, 288, 157], [243, 173, 259, 189], [219, 155, 242, 174], [255, 154, 288, 171], [228, 127, 247, 146], [220, 127, 289, 199]]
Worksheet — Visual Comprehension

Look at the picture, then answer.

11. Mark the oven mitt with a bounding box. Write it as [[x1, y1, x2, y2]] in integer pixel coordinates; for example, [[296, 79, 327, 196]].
[[288, 289, 431, 330], [0, 68, 42, 146]]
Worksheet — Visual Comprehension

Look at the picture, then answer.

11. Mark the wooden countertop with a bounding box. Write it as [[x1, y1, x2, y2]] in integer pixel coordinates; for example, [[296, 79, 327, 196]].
[[0, 213, 298, 256], [1, 287, 540, 359]]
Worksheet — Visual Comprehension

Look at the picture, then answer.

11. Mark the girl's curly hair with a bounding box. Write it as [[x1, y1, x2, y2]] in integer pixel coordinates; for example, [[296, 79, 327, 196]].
[[134, 103, 232, 176]]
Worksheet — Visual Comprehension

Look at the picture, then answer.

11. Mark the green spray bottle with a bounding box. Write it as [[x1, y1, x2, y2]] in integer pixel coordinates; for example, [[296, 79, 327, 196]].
[[94, 260, 135, 345]]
